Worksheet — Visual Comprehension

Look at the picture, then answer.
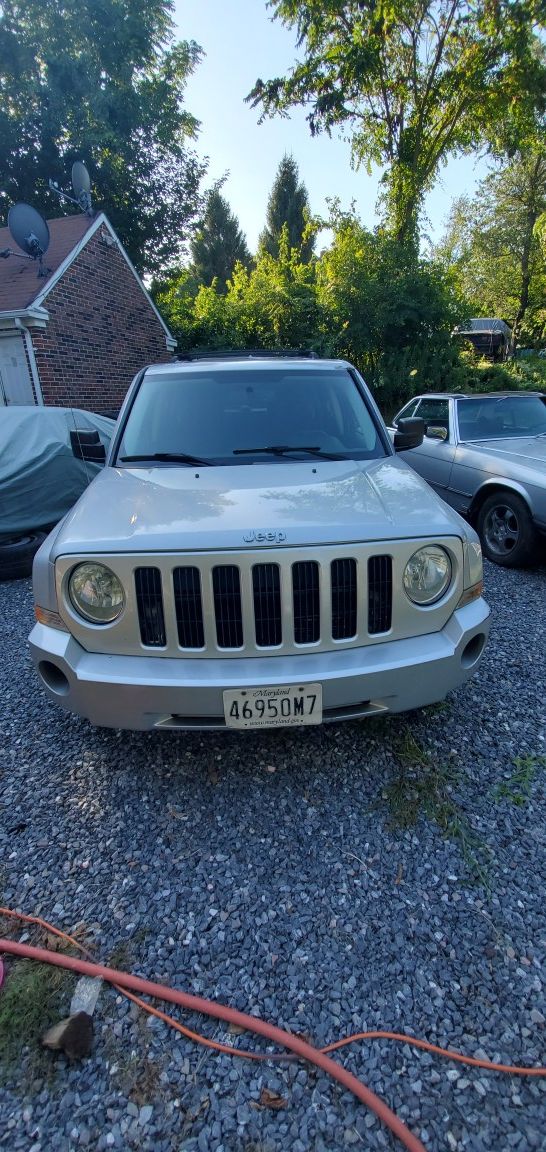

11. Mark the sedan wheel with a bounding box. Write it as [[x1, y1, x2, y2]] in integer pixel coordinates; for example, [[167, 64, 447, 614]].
[[477, 492, 536, 567]]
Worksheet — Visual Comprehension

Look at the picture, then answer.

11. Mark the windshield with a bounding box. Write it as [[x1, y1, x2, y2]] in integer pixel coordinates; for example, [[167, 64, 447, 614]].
[[115, 367, 387, 465], [457, 395, 546, 441]]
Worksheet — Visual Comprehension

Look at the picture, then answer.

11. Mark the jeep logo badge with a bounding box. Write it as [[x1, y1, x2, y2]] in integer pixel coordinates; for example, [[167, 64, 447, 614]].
[[244, 530, 286, 544]]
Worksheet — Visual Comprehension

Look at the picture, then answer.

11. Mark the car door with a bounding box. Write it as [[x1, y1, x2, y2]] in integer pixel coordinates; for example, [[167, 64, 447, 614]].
[[397, 398, 456, 497]]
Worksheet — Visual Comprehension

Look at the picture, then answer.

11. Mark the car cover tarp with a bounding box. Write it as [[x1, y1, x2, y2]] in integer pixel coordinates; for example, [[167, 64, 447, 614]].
[[0, 406, 114, 537]]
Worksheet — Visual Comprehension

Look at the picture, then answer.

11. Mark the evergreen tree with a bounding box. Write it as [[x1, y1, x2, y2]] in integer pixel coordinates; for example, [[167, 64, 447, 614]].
[[191, 190, 251, 291], [0, 0, 206, 275], [259, 155, 314, 261]]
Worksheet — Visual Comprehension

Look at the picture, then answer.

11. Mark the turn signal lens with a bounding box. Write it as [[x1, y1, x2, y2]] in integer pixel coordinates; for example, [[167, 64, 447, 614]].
[[34, 605, 67, 631]]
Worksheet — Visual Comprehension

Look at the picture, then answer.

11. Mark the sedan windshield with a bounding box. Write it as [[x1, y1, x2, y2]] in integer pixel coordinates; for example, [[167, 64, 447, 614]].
[[457, 394, 546, 440], [115, 367, 386, 465]]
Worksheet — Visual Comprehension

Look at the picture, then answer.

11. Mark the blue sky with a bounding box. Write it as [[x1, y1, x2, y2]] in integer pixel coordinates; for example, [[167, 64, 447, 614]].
[[174, 0, 488, 252]]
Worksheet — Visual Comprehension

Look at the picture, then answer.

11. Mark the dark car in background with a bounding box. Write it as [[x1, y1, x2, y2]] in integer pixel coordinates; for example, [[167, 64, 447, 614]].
[[452, 318, 512, 362], [0, 406, 114, 579], [391, 392, 546, 566]]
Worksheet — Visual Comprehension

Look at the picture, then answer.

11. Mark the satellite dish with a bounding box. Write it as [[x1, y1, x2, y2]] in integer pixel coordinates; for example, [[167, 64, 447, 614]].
[[8, 202, 50, 259], [72, 161, 91, 197], [71, 161, 92, 214], [48, 160, 93, 216]]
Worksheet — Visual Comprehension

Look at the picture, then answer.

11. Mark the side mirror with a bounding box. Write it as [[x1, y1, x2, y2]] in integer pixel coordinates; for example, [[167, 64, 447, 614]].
[[393, 417, 425, 451], [425, 425, 448, 442], [70, 428, 106, 464]]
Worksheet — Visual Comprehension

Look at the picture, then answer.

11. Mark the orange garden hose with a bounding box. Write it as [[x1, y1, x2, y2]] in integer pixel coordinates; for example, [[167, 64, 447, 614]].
[[1, 909, 545, 1152]]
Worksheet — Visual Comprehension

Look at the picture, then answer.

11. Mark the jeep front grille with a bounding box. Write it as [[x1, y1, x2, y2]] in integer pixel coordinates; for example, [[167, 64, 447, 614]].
[[134, 554, 392, 651]]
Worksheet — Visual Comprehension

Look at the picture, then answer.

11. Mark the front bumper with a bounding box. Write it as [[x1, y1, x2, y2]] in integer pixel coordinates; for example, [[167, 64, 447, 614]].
[[28, 598, 490, 731]]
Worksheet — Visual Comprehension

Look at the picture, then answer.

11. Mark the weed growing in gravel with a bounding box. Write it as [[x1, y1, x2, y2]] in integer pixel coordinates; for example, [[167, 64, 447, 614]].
[[382, 730, 491, 889], [110, 1040, 165, 1106], [493, 754, 546, 806], [0, 958, 71, 1082]]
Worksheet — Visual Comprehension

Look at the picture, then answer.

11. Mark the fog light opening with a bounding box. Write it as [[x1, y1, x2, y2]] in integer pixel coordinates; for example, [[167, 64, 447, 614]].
[[461, 633, 486, 669], [39, 661, 70, 696]]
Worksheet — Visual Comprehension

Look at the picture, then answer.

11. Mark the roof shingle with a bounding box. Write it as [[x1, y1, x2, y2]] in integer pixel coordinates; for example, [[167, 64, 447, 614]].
[[0, 214, 95, 312]]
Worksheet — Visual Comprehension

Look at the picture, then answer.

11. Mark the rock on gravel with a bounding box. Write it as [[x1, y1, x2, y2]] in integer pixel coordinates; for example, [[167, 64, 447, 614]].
[[0, 560, 545, 1151]]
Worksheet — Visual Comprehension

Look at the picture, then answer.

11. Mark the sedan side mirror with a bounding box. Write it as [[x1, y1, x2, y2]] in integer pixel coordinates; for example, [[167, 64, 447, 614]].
[[425, 425, 448, 441], [393, 417, 425, 451], [70, 428, 106, 464]]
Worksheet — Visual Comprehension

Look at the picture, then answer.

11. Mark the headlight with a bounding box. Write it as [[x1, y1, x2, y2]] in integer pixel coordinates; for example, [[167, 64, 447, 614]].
[[403, 546, 452, 605], [69, 562, 125, 624]]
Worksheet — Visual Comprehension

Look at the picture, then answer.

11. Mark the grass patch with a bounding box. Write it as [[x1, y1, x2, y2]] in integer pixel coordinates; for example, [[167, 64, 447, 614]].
[[382, 730, 491, 889], [0, 958, 72, 1082], [106, 1007, 165, 1105], [493, 754, 546, 806]]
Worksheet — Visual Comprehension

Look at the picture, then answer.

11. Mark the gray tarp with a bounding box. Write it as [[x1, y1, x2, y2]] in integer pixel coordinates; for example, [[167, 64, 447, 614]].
[[0, 406, 115, 538]]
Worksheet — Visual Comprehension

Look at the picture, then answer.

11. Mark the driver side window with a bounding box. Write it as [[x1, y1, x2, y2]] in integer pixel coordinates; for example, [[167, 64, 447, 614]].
[[416, 399, 450, 439]]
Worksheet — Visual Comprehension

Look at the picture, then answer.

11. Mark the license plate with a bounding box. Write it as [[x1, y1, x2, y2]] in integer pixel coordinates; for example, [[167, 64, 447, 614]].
[[223, 683, 322, 729]]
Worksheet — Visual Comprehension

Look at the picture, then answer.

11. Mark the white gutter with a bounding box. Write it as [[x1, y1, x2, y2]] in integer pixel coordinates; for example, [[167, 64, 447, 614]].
[[14, 317, 44, 404], [0, 305, 49, 330]]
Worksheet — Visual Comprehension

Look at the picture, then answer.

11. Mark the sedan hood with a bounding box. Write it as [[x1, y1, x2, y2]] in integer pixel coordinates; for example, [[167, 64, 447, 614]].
[[51, 457, 469, 555], [468, 436, 546, 470]]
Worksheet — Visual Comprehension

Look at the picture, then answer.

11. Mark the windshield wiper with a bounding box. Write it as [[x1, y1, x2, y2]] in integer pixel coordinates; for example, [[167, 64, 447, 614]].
[[233, 445, 345, 460], [119, 452, 211, 466]]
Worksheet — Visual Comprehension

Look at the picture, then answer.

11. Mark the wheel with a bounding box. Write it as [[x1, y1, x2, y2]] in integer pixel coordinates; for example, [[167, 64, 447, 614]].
[[0, 532, 47, 580], [476, 492, 536, 567]]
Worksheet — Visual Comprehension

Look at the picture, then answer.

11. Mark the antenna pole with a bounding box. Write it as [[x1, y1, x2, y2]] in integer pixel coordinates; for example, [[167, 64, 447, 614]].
[[49, 177, 93, 217]]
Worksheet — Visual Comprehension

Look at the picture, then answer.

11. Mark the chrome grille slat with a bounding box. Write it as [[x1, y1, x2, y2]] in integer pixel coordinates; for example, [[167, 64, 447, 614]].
[[135, 567, 166, 647]]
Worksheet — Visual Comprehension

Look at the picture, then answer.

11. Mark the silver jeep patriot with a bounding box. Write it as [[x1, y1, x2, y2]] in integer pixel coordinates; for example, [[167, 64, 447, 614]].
[[29, 354, 490, 731]]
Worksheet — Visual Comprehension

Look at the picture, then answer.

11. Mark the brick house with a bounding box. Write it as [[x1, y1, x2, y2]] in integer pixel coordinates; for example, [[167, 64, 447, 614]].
[[0, 212, 176, 413]]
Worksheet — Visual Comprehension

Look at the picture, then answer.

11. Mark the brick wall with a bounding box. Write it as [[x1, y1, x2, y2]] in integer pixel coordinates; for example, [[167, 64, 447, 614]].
[[31, 228, 174, 413]]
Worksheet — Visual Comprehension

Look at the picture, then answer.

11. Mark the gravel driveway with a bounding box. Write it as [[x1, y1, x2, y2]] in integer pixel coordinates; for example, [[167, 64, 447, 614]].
[[1, 562, 545, 1152]]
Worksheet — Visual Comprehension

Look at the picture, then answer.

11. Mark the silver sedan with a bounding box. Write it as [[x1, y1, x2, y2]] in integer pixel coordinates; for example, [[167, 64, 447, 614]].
[[392, 392, 546, 566]]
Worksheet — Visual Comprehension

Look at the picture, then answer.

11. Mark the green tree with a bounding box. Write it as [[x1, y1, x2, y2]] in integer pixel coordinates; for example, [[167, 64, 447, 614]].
[[317, 207, 467, 408], [259, 154, 315, 260], [248, 1, 546, 245], [437, 149, 546, 345], [156, 226, 322, 351], [0, 0, 206, 274], [191, 189, 251, 291]]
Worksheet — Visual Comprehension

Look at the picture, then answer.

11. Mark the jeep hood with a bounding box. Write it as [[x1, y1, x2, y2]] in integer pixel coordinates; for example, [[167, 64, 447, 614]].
[[51, 457, 470, 556]]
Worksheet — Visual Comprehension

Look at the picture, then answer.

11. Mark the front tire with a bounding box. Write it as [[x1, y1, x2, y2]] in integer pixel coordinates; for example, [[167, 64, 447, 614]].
[[0, 532, 47, 580], [476, 492, 536, 567]]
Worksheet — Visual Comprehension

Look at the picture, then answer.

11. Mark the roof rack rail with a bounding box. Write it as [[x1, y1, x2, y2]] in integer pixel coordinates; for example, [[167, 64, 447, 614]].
[[177, 348, 321, 362]]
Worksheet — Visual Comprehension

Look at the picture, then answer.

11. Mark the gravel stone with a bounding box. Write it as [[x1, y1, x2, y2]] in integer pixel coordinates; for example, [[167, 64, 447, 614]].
[[1, 562, 545, 1151]]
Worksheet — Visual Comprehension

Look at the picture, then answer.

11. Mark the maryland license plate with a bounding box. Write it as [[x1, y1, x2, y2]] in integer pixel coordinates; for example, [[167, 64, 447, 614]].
[[223, 684, 322, 729]]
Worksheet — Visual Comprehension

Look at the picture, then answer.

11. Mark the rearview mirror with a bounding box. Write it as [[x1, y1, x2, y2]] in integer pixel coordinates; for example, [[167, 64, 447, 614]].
[[393, 417, 425, 451], [70, 428, 106, 464]]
